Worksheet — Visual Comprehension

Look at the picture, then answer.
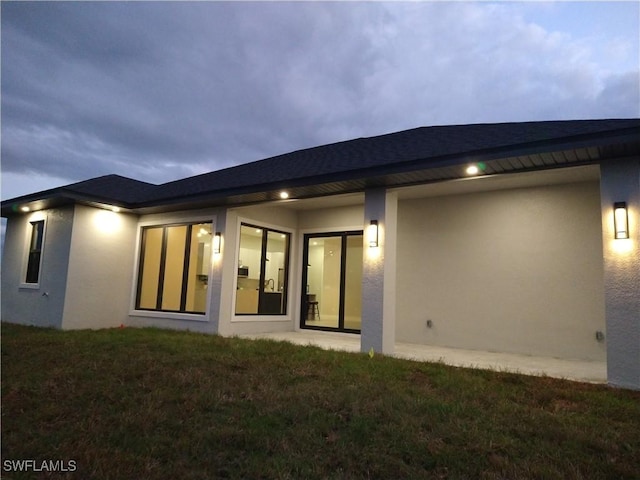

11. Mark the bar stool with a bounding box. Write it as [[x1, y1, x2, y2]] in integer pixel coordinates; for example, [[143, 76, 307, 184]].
[[307, 294, 320, 321]]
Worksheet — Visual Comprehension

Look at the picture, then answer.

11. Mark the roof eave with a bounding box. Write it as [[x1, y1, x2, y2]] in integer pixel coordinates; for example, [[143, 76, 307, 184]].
[[1, 189, 135, 218]]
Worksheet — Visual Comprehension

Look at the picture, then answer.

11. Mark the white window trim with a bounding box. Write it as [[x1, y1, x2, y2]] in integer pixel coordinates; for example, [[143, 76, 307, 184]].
[[128, 212, 217, 321], [19, 213, 48, 290], [231, 216, 295, 323]]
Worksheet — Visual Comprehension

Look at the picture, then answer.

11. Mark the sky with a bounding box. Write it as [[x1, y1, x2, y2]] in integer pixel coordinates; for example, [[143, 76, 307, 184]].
[[1, 0, 639, 204]]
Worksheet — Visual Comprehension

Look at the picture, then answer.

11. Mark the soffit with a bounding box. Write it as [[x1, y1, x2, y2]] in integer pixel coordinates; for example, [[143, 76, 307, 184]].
[[275, 164, 600, 210]]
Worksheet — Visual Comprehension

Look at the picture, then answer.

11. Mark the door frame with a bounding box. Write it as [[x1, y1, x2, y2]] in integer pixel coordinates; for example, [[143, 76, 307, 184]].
[[300, 230, 363, 334]]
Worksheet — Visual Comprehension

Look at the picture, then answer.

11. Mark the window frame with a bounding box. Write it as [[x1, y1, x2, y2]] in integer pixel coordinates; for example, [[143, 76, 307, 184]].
[[21, 219, 46, 288], [233, 221, 292, 318], [134, 220, 213, 315]]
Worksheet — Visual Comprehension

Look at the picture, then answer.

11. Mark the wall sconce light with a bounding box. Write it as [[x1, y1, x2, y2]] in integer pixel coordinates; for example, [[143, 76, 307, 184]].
[[213, 232, 222, 254], [614, 202, 629, 239], [367, 220, 379, 247]]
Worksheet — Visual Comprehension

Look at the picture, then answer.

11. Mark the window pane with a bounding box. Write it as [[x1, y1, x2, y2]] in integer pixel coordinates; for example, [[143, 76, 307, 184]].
[[305, 237, 341, 328], [185, 223, 211, 313], [236, 225, 261, 314], [161, 225, 187, 311], [263, 230, 288, 314], [25, 220, 45, 284], [138, 227, 163, 309], [30, 221, 44, 251], [25, 252, 41, 284]]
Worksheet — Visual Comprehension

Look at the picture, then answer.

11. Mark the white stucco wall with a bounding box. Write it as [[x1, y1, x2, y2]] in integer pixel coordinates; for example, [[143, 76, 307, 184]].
[[61, 205, 139, 329], [297, 204, 364, 231], [599, 158, 640, 390], [396, 181, 606, 361], [1, 207, 74, 328], [362, 189, 397, 354]]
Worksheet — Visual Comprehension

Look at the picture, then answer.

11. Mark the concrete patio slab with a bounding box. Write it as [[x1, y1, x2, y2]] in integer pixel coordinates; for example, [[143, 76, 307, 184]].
[[238, 331, 607, 384]]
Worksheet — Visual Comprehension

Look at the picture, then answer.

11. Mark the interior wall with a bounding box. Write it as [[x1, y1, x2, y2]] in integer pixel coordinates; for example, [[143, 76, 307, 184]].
[[1, 206, 74, 328], [396, 181, 606, 360]]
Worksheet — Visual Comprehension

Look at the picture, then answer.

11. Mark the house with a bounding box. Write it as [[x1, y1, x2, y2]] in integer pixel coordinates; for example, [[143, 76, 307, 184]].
[[2, 119, 639, 389]]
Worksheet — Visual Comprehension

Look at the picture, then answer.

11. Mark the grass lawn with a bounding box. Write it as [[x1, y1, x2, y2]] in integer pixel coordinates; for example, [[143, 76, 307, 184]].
[[2, 323, 639, 479]]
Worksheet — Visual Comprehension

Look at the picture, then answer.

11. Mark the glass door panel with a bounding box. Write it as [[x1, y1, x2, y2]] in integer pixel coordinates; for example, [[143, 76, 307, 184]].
[[343, 235, 363, 331], [301, 232, 362, 332], [304, 236, 341, 329]]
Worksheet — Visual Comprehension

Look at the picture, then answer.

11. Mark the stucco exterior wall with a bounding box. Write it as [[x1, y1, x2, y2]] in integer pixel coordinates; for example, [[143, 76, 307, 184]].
[[1, 207, 74, 328], [362, 189, 397, 354], [61, 205, 139, 329], [297, 204, 364, 231], [396, 181, 606, 360], [599, 158, 640, 389]]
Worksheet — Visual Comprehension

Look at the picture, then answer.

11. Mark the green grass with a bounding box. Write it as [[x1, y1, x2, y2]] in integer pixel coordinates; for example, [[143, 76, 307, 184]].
[[2, 323, 639, 480]]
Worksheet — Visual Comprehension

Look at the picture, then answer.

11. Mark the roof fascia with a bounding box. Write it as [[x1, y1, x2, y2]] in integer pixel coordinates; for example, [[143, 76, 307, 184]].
[[1, 188, 134, 218]]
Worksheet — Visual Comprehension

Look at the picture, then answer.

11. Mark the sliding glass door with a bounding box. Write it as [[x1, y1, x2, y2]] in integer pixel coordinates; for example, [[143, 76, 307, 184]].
[[301, 231, 363, 333]]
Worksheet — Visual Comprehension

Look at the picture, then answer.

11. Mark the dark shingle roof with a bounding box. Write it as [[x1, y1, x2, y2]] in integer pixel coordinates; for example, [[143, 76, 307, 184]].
[[0, 175, 157, 216], [145, 119, 640, 204], [3, 119, 639, 216], [63, 175, 159, 204]]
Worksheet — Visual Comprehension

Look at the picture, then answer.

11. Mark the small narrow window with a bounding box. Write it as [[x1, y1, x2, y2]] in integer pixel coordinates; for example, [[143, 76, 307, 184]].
[[25, 220, 45, 284]]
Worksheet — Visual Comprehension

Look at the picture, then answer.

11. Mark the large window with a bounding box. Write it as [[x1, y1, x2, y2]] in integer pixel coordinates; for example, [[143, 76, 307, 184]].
[[136, 222, 212, 314], [25, 220, 45, 284], [235, 223, 290, 315]]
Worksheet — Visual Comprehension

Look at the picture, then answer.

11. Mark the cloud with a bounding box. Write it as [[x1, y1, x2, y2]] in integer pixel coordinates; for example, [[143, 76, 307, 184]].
[[1, 1, 638, 192]]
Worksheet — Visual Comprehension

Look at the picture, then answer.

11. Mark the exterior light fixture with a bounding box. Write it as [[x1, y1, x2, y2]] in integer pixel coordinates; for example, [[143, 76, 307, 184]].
[[213, 232, 222, 254], [466, 165, 480, 175], [614, 202, 629, 239], [112, 207, 121, 213], [367, 220, 379, 247], [279, 191, 289, 199], [465, 162, 486, 176], [20, 206, 30, 212]]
